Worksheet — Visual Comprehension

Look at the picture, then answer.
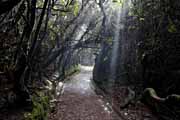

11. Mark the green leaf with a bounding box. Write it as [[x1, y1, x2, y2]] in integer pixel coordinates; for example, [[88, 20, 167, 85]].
[[168, 16, 177, 33], [73, 1, 80, 16], [139, 17, 145, 21], [168, 24, 177, 33], [113, 0, 122, 3], [61, 0, 66, 6], [112, 0, 124, 6]]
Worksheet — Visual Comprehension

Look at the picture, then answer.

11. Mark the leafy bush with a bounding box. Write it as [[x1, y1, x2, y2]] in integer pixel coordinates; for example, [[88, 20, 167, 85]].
[[24, 93, 49, 120]]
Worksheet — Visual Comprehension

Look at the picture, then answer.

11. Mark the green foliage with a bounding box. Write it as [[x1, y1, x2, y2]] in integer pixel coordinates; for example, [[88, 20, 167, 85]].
[[106, 37, 113, 45], [112, 0, 124, 7], [112, 0, 123, 4], [24, 93, 50, 120], [131, 0, 180, 102], [168, 17, 177, 33], [37, 0, 44, 8], [139, 17, 145, 21], [58, 0, 80, 16], [73, 1, 80, 16]]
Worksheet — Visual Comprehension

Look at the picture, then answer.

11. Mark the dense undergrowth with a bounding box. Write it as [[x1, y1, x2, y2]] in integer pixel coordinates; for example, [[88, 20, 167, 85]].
[[93, 0, 180, 119], [23, 64, 80, 120], [24, 93, 50, 120]]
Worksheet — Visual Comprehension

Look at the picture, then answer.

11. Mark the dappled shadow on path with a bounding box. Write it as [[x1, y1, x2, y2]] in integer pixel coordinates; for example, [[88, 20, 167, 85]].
[[49, 65, 121, 120]]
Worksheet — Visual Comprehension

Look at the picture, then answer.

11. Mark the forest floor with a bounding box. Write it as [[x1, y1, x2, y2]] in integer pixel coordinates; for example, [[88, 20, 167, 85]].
[[49, 65, 158, 120]]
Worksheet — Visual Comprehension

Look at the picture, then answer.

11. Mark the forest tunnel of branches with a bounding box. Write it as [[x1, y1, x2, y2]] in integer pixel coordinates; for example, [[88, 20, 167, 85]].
[[0, 0, 180, 120]]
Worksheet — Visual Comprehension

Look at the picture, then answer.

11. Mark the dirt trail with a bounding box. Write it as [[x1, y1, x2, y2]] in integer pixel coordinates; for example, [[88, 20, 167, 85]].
[[50, 65, 122, 120]]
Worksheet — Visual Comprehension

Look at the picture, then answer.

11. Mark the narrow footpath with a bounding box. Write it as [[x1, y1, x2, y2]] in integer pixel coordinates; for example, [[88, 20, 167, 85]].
[[50, 65, 122, 120]]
